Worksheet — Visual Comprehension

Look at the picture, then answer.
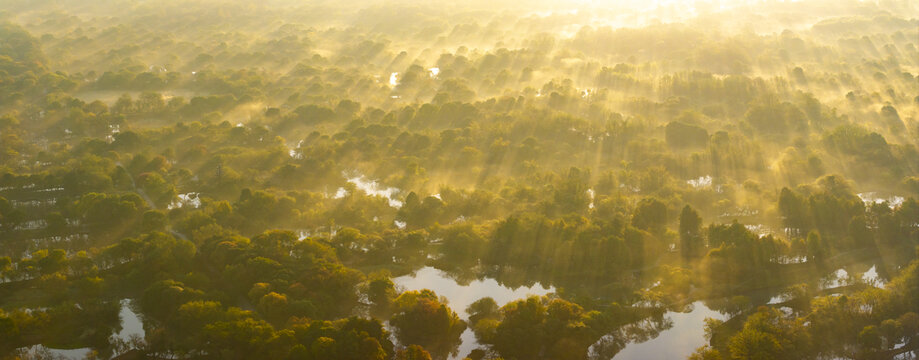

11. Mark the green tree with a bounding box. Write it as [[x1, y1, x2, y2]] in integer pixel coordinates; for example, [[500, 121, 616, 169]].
[[858, 325, 881, 352], [142, 210, 167, 232], [727, 307, 811, 359], [778, 187, 809, 232], [665, 121, 709, 148], [395, 345, 433, 360], [257, 292, 290, 326], [202, 318, 275, 359], [390, 290, 466, 358], [367, 272, 397, 316], [492, 297, 547, 359], [805, 231, 825, 263], [689, 345, 723, 360], [467, 297, 500, 326], [0, 256, 11, 280], [632, 198, 668, 234], [679, 205, 703, 258]]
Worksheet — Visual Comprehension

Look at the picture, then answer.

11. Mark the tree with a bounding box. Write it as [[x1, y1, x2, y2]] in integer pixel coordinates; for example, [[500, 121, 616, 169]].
[[784, 284, 812, 311], [310, 337, 336, 358], [899, 312, 919, 344], [552, 167, 590, 214], [727, 307, 811, 359], [395, 345, 433, 360], [878, 319, 901, 350], [0, 23, 47, 74], [137, 92, 166, 113], [632, 198, 667, 234], [142, 210, 167, 232], [367, 272, 397, 316], [77, 192, 145, 229], [805, 231, 825, 263], [0, 256, 11, 280], [858, 325, 881, 353], [338, 317, 394, 360], [257, 292, 289, 326], [666, 121, 709, 148], [251, 230, 297, 259], [113, 94, 134, 114], [202, 318, 275, 359], [689, 345, 723, 360], [704, 317, 723, 342], [35, 249, 68, 275], [729, 326, 784, 359], [680, 205, 703, 258], [778, 187, 809, 232], [467, 297, 500, 326], [744, 98, 806, 134], [390, 290, 466, 358], [0, 311, 19, 353], [490, 297, 546, 359], [141, 280, 205, 320], [168, 301, 232, 344]]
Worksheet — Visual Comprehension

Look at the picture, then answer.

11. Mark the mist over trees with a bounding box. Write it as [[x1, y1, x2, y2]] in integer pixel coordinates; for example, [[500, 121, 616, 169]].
[[0, 0, 917, 359]]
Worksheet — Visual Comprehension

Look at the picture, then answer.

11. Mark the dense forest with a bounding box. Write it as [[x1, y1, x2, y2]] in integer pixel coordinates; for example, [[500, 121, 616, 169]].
[[0, 0, 918, 359]]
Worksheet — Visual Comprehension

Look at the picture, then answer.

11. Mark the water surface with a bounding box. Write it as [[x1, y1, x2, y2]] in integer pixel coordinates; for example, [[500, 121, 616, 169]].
[[608, 301, 726, 360], [116, 299, 145, 342], [393, 266, 554, 359]]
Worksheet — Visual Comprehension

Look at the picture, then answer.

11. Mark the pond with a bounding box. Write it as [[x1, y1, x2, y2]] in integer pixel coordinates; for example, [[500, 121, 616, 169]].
[[167, 193, 201, 210], [821, 263, 889, 290], [393, 266, 555, 359], [394, 269, 732, 359], [335, 171, 404, 208], [602, 301, 727, 360], [14, 300, 145, 359], [857, 192, 905, 209], [115, 299, 145, 342], [16, 345, 92, 360], [863, 265, 886, 288]]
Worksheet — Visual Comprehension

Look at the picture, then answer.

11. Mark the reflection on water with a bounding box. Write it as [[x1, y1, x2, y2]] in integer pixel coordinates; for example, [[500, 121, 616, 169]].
[[167, 192, 201, 210], [767, 294, 787, 304], [857, 192, 905, 209], [821, 268, 851, 289], [603, 301, 726, 360], [14, 300, 145, 359], [116, 299, 145, 341], [863, 265, 886, 289], [393, 266, 555, 313], [686, 175, 712, 189], [820, 264, 889, 290], [393, 266, 554, 359], [337, 172, 404, 208], [16, 345, 91, 360]]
